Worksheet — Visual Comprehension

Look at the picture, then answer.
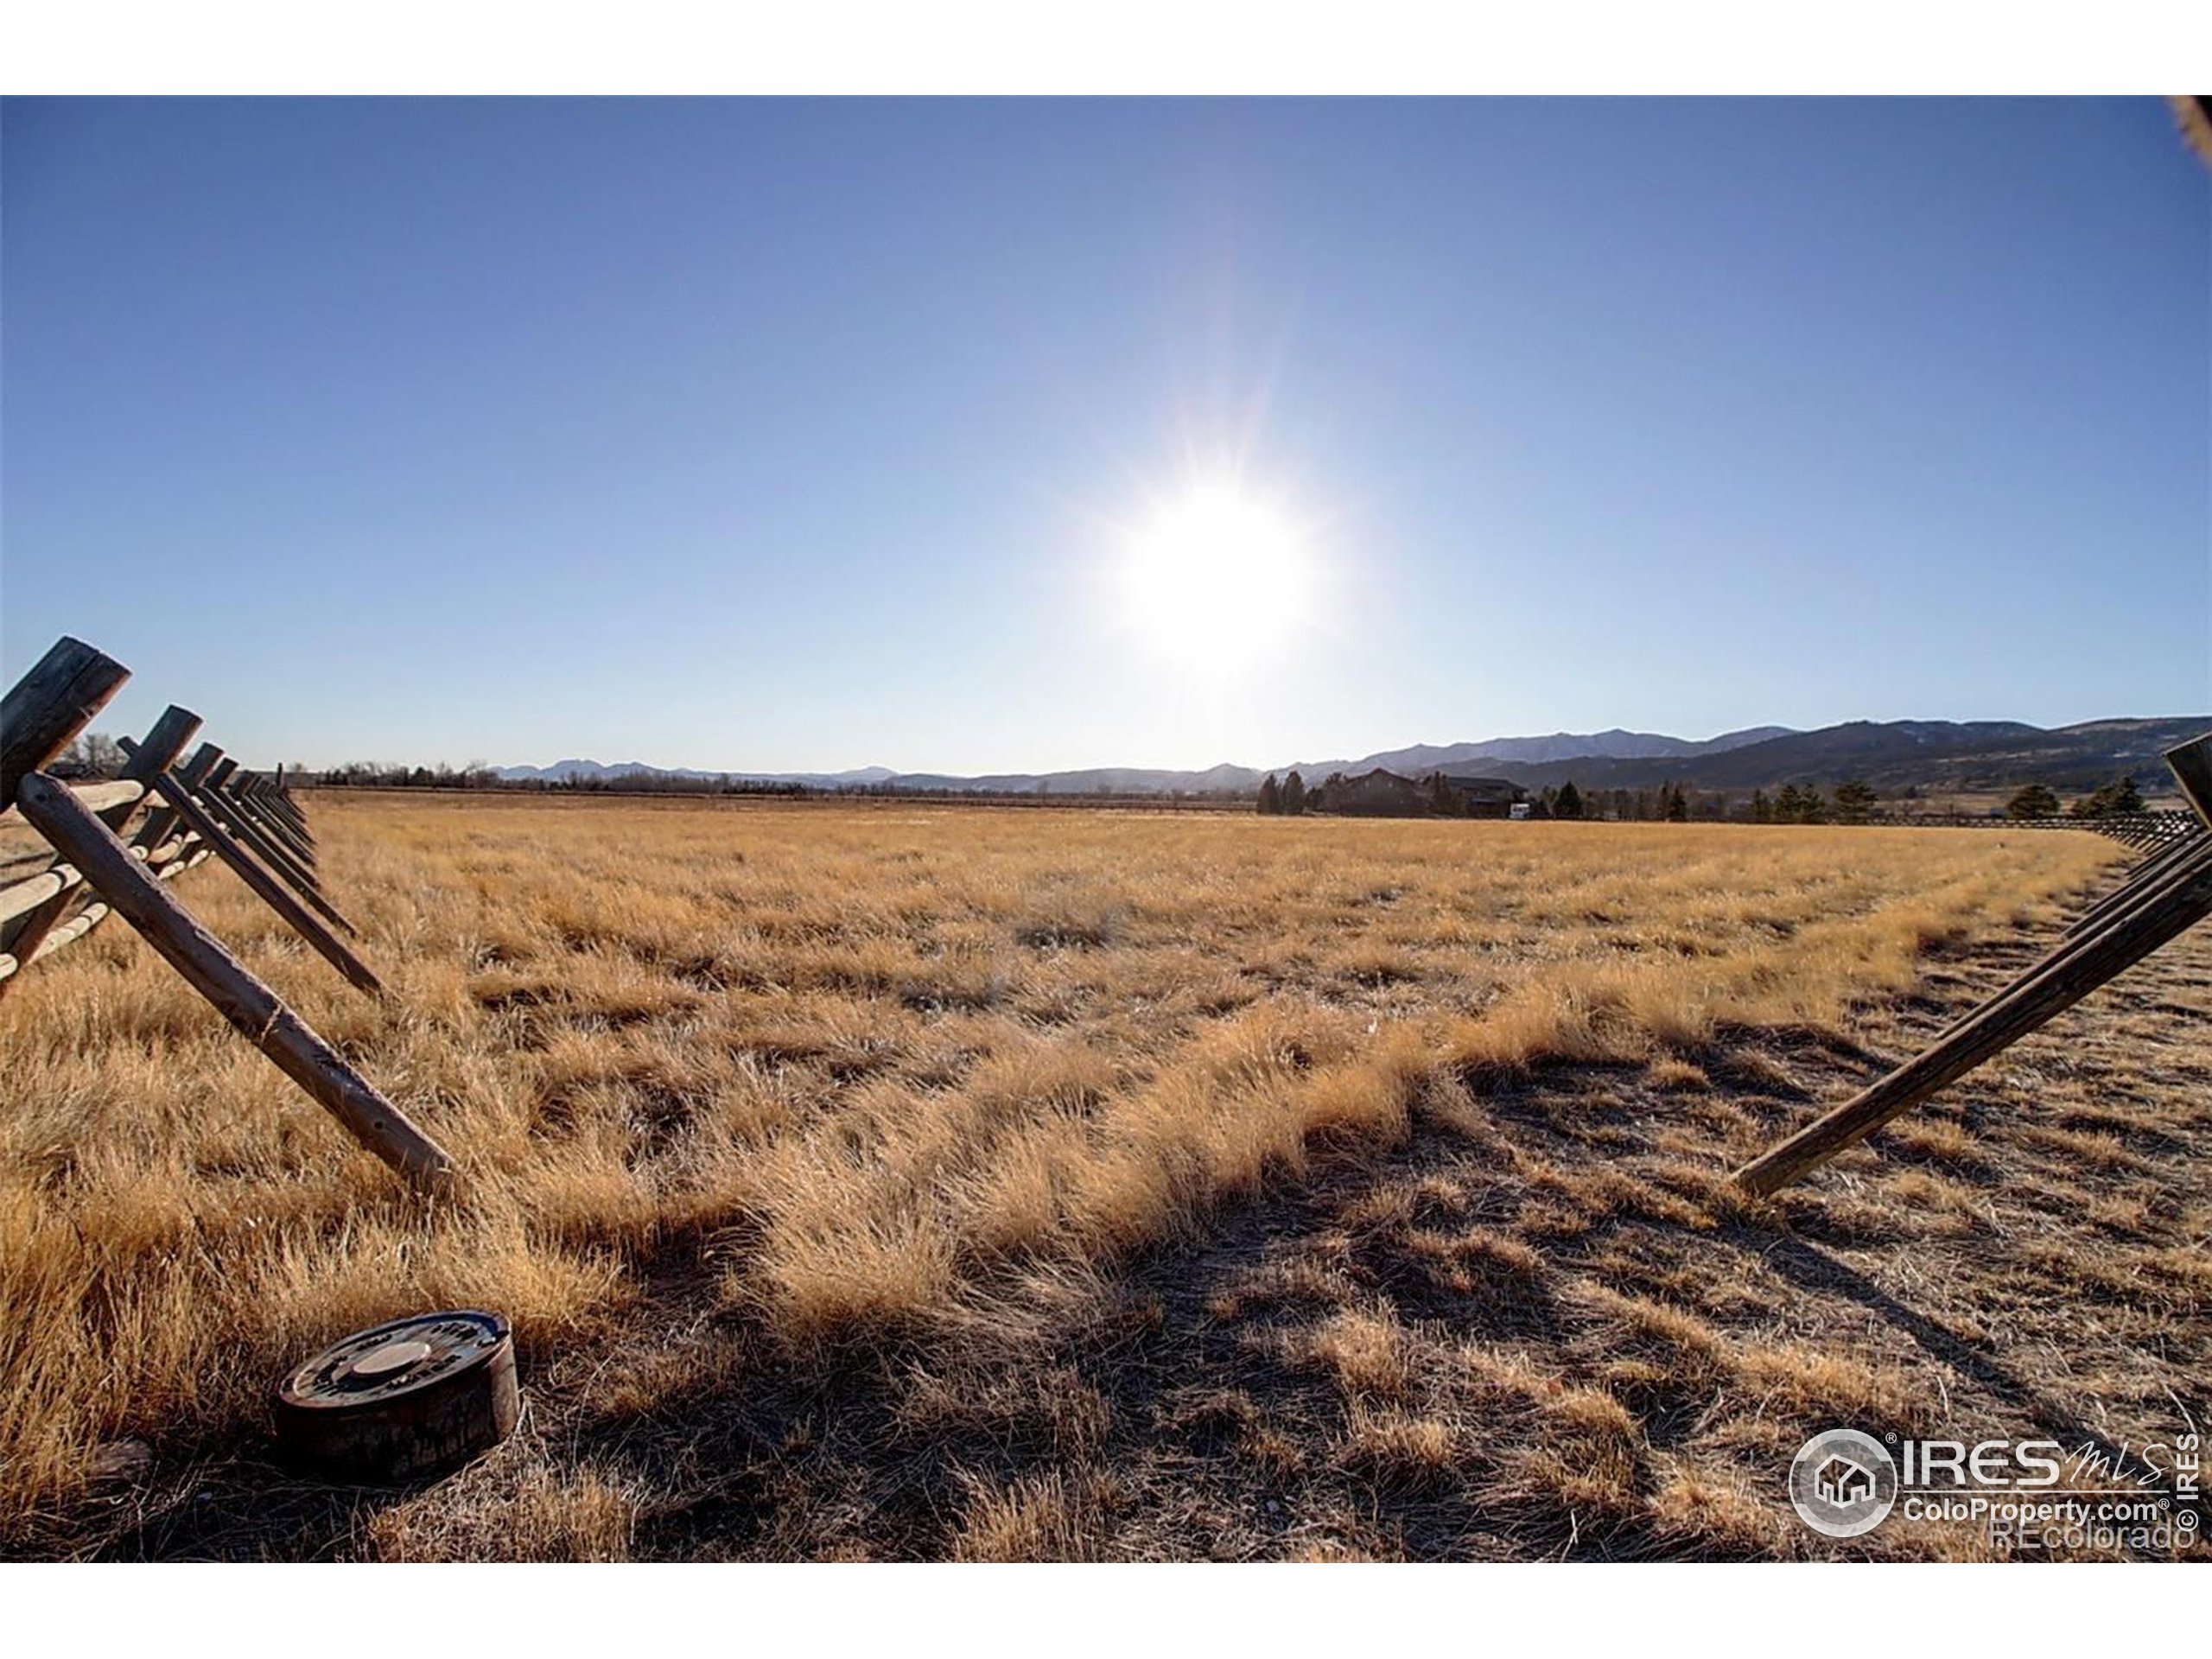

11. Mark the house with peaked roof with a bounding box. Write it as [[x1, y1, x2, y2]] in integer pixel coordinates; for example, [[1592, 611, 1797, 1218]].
[[1320, 768, 1428, 817], [1439, 775, 1529, 818]]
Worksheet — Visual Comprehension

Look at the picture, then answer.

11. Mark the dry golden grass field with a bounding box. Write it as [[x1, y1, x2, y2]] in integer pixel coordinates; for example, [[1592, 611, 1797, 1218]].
[[3, 793, 2207, 1560]]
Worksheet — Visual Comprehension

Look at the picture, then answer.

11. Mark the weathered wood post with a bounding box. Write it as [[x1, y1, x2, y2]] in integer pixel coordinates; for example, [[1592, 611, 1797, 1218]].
[[234, 774, 318, 867], [234, 771, 320, 868], [211, 765, 312, 851], [2167, 734, 2212, 827], [1, 636, 132, 807], [246, 770, 313, 841], [265, 783, 314, 846], [145, 770, 385, 995], [214, 783, 327, 896], [195, 769, 353, 930], [1735, 859, 2212, 1196], [134, 741, 220, 855], [14, 772, 454, 1189]]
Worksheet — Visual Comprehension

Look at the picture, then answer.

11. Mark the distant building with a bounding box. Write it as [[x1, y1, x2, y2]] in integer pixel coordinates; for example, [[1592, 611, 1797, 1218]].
[[1313, 769, 1534, 819], [1323, 768, 1431, 817], [1439, 775, 1529, 819]]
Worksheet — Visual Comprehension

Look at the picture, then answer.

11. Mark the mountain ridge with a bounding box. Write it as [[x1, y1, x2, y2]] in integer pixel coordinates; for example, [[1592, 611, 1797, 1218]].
[[493, 716, 2208, 798]]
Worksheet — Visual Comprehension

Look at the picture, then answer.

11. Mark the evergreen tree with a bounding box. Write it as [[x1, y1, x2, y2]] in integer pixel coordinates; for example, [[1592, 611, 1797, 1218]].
[[1282, 771, 1307, 816], [2069, 778, 2144, 819], [1554, 780, 1585, 820], [1750, 789, 1772, 824], [2005, 783, 2060, 820], [1774, 783, 1829, 824], [1662, 781, 1688, 823], [1427, 772, 1460, 817], [1832, 779, 1878, 824], [1257, 774, 1281, 816]]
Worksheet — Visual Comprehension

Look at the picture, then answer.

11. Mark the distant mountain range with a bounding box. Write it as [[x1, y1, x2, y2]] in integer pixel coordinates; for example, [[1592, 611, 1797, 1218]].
[[497, 759, 901, 789], [495, 715, 2207, 798], [1280, 726, 1796, 777]]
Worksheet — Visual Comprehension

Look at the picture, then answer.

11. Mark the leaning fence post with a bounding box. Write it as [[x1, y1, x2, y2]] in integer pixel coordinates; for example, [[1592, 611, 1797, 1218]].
[[1, 637, 133, 809], [13, 772, 454, 1190], [193, 771, 358, 935], [1735, 858, 2212, 1196], [228, 775, 317, 868], [134, 741, 219, 856], [218, 769, 321, 877], [144, 769, 385, 996], [2166, 734, 2212, 828], [209, 775, 326, 889]]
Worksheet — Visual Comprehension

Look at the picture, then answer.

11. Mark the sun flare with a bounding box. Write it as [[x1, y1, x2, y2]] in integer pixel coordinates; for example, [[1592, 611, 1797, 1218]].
[[1116, 480, 1319, 667]]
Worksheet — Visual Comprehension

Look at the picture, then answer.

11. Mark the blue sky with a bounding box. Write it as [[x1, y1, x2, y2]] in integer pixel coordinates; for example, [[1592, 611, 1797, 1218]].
[[3, 97, 2206, 773]]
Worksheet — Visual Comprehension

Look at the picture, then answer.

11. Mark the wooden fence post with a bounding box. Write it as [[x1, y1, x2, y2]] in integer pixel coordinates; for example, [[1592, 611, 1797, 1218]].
[[134, 742, 220, 857], [194, 772, 355, 932], [228, 776, 317, 867], [1, 637, 132, 809], [2166, 734, 2212, 827], [13, 772, 454, 1190], [258, 777, 313, 844], [222, 771, 321, 876], [213, 775, 322, 877], [144, 770, 385, 996]]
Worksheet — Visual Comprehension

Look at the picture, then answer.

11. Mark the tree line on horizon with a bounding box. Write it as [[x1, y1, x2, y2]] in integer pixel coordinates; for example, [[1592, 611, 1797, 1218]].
[[1252, 765, 2163, 825]]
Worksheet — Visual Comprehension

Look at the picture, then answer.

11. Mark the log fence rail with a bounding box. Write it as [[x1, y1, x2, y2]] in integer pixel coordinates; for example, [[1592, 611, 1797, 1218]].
[[1, 636, 454, 1189]]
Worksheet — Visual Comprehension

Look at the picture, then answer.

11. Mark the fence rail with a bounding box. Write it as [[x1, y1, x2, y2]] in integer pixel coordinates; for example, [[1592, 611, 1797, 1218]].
[[0, 636, 454, 1190], [1897, 810, 2202, 849], [1736, 732, 2212, 1196]]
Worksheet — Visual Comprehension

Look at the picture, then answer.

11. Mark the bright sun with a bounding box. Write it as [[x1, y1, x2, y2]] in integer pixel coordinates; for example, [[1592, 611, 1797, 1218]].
[[1116, 480, 1318, 668]]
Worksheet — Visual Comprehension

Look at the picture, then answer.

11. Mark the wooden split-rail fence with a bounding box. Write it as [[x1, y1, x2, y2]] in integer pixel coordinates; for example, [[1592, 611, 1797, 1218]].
[[1904, 810, 2202, 850], [1736, 731, 2212, 1195], [1, 636, 455, 1190]]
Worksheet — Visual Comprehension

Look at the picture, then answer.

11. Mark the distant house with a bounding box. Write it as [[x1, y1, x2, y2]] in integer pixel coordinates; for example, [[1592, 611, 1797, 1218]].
[[1312, 768, 1533, 819], [1321, 769, 1431, 817], [1440, 775, 1529, 819]]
